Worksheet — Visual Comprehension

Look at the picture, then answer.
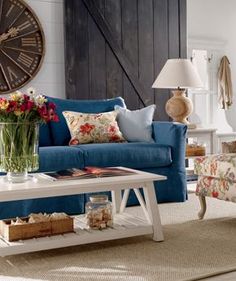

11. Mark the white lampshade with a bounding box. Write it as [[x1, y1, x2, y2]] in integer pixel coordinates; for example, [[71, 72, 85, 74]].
[[152, 59, 203, 89]]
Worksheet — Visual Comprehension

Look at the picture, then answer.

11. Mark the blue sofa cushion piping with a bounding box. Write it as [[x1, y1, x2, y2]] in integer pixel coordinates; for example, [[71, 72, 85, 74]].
[[46, 96, 126, 146]]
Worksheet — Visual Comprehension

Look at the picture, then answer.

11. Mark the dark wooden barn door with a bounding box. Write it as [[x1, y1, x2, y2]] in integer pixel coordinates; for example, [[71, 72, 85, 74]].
[[64, 0, 186, 120]]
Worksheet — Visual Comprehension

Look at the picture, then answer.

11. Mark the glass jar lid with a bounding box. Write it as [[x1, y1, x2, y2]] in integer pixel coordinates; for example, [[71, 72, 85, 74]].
[[89, 195, 108, 203]]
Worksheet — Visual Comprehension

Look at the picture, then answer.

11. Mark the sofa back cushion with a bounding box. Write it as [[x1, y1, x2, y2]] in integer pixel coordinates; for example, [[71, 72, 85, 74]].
[[39, 123, 53, 147], [46, 96, 126, 146]]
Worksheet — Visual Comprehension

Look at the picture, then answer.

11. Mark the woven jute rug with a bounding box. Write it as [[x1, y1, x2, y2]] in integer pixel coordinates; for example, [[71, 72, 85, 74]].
[[1, 193, 236, 281]]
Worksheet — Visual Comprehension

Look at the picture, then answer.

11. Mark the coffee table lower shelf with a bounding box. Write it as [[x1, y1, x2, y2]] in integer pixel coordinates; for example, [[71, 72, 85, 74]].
[[0, 212, 153, 257]]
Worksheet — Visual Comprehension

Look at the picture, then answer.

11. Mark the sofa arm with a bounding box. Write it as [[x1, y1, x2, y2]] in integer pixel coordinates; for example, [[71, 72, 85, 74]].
[[152, 121, 187, 169]]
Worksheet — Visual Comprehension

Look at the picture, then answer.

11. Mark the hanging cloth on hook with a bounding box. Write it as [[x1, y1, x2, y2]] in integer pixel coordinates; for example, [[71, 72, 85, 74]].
[[218, 56, 233, 109]]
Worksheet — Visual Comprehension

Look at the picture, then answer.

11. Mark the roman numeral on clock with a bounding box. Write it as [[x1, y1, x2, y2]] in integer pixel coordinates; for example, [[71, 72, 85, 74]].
[[17, 20, 31, 31], [6, 4, 14, 17], [7, 66, 18, 81], [17, 52, 33, 68], [21, 37, 37, 47]]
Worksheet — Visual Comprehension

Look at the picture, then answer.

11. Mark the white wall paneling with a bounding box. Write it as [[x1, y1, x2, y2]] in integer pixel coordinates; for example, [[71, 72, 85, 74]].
[[21, 0, 65, 98], [187, 0, 236, 132], [187, 38, 233, 132]]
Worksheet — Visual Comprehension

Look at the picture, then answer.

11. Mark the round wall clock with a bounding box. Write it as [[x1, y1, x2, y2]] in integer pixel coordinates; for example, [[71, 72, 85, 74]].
[[0, 0, 45, 94]]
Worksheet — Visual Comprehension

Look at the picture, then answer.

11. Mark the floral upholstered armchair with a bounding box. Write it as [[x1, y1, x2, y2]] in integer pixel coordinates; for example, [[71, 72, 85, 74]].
[[194, 154, 236, 219]]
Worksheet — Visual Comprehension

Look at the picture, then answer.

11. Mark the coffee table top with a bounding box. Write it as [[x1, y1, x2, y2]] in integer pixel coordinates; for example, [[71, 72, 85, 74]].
[[0, 167, 166, 202]]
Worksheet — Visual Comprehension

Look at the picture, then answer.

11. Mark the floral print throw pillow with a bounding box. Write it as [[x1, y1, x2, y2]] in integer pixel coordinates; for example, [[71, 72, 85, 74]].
[[63, 111, 125, 145]]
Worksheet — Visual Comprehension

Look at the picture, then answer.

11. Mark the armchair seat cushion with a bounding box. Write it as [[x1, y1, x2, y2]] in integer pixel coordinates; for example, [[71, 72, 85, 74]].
[[77, 142, 172, 169], [194, 153, 236, 181], [194, 154, 236, 202]]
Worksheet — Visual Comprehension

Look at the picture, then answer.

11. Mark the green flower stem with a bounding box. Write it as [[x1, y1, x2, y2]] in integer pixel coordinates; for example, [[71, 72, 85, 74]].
[[0, 122, 39, 173]]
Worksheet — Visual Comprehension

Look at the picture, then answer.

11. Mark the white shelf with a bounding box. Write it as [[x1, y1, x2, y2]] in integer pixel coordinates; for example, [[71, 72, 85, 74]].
[[0, 213, 153, 257]]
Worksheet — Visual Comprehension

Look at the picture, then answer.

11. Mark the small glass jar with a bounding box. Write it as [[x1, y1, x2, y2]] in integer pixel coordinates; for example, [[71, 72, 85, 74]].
[[85, 195, 113, 229]]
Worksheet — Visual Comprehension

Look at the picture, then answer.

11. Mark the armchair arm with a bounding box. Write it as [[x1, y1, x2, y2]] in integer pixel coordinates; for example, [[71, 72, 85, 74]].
[[152, 121, 187, 169]]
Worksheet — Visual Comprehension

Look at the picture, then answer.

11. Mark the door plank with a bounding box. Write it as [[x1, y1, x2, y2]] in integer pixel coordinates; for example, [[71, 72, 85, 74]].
[[179, 0, 187, 58], [64, 0, 76, 99], [74, 0, 89, 100], [121, 0, 139, 109], [138, 0, 154, 106], [88, 0, 106, 100], [168, 0, 180, 59], [105, 0, 123, 99], [64, 0, 90, 100], [153, 0, 169, 120]]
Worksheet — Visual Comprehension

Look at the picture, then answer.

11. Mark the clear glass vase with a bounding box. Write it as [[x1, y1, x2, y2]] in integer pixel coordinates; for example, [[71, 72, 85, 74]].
[[0, 122, 39, 183], [85, 195, 113, 229]]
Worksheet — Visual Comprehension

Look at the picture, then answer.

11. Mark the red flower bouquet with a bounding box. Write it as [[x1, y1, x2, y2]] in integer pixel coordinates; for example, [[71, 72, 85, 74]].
[[0, 88, 59, 183], [0, 89, 58, 123]]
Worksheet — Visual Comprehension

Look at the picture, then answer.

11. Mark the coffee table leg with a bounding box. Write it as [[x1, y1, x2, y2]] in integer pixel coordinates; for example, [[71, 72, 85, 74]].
[[143, 182, 164, 242], [111, 190, 122, 213], [120, 189, 130, 213]]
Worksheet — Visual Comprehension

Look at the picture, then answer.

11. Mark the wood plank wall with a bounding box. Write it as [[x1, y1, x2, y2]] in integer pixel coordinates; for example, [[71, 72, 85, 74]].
[[64, 0, 187, 120]]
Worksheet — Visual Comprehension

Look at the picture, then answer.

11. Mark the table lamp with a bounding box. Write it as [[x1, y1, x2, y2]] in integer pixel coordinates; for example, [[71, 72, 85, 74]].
[[152, 59, 203, 128]]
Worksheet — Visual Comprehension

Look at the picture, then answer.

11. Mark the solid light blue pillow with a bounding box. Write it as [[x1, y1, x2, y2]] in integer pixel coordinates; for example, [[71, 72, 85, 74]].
[[115, 105, 156, 142]]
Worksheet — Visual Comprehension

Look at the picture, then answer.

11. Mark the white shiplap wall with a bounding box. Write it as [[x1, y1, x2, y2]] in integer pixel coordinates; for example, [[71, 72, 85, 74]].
[[22, 0, 65, 98], [188, 0, 236, 131]]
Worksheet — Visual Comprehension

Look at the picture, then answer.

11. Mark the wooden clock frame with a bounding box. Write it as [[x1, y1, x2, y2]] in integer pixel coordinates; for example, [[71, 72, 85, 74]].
[[0, 0, 45, 94]]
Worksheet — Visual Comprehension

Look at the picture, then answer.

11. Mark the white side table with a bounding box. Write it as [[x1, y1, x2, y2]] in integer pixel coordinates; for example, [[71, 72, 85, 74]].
[[187, 128, 217, 154], [186, 128, 217, 191]]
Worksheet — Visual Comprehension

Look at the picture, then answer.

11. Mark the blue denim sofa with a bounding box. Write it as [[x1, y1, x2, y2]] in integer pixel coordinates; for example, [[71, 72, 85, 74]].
[[0, 96, 187, 219]]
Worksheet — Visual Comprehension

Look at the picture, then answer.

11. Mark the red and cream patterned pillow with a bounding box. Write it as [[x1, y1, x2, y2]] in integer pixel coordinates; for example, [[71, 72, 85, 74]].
[[63, 111, 125, 145]]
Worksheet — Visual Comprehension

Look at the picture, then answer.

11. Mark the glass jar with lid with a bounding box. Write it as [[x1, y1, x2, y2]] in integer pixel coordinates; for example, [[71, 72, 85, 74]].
[[85, 194, 113, 229]]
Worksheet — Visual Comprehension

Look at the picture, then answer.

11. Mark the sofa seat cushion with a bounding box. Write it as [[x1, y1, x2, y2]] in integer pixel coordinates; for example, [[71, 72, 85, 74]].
[[39, 146, 85, 172], [77, 142, 172, 169]]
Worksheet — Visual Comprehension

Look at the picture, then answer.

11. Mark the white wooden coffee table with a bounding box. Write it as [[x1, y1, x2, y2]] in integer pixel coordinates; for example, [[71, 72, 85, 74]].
[[0, 167, 166, 256]]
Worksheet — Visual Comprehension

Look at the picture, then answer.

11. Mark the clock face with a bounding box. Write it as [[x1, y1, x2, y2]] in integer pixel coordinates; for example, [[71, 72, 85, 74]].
[[0, 0, 45, 94]]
